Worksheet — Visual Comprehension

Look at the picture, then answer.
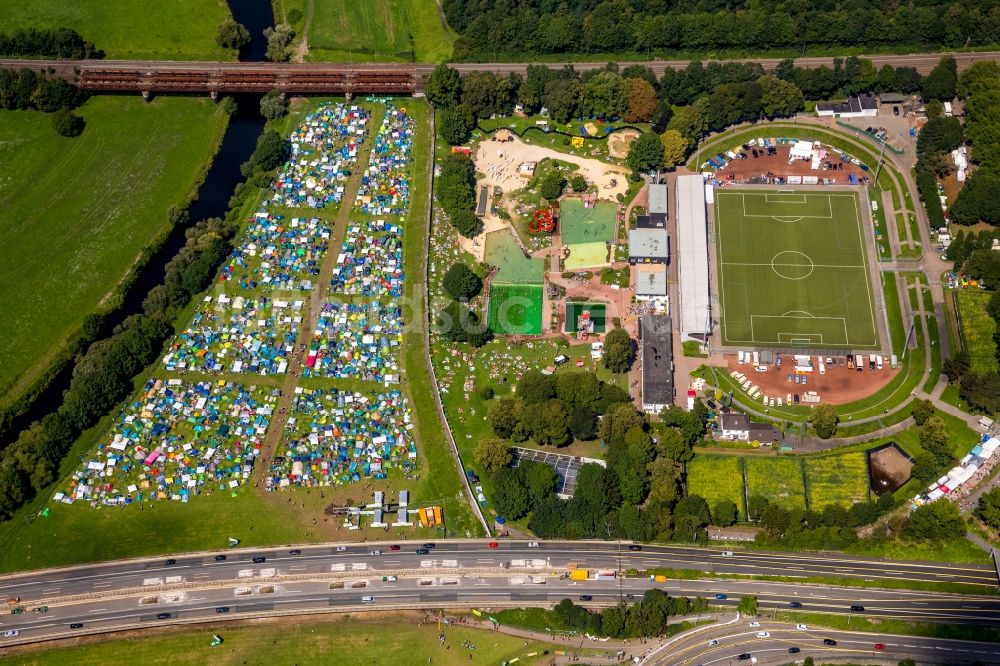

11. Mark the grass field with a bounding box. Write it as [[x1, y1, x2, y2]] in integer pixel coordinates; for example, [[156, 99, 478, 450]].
[[715, 190, 879, 350], [488, 283, 544, 335], [686, 456, 745, 519], [744, 457, 806, 510], [0, 97, 228, 409], [484, 229, 545, 284], [0, 0, 233, 60], [955, 290, 998, 374], [300, 0, 456, 62], [804, 451, 871, 510], [560, 199, 617, 245], [0, 617, 555, 666]]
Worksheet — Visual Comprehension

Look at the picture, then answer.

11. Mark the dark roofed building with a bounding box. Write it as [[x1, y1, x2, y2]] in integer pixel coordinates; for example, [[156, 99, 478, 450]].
[[640, 315, 673, 413], [720, 412, 782, 443], [816, 93, 878, 118], [636, 213, 666, 229]]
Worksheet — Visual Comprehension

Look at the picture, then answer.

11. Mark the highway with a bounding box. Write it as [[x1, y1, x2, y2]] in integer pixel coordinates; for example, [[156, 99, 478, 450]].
[[643, 618, 1000, 665], [0, 541, 997, 649]]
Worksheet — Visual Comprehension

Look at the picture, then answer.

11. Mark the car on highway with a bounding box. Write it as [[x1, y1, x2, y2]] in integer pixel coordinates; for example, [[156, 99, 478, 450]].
[[755, 631, 770, 639], [32, 606, 48, 613], [388, 545, 400, 551], [850, 605, 865, 612], [627, 545, 641, 551], [416, 548, 429, 555], [164, 559, 176, 565], [289, 549, 301, 556], [579, 595, 593, 601], [370, 550, 382, 556], [874, 643, 886, 650], [3, 630, 18, 638], [789, 601, 802, 608], [788, 647, 800, 654], [823, 638, 837, 646], [527, 541, 539, 548], [216, 607, 230, 614], [748, 621, 760, 627], [721, 551, 733, 557], [336, 546, 348, 552], [214, 555, 227, 561], [707, 639, 719, 646], [252, 556, 266, 564], [714, 593, 728, 600], [69, 623, 83, 630], [796, 624, 808, 630], [736, 654, 752, 662], [625, 594, 635, 601], [488, 541, 499, 549], [10, 607, 23, 615], [156, 613, 171, 620], [423, 543, 436, 549]]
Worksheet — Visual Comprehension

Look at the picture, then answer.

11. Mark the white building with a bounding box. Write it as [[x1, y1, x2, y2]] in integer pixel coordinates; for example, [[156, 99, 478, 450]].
[[675, 175, 711, 340]]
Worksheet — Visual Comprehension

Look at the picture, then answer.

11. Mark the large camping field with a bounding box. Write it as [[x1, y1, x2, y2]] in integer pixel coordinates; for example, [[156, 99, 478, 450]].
[[714, 189, 880, 351], [0, 97, 228, 410], [0, 0, 234, 60]]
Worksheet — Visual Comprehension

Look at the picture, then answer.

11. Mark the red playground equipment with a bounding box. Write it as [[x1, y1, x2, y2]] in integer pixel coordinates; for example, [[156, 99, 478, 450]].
[[527, 207, 556, 234]]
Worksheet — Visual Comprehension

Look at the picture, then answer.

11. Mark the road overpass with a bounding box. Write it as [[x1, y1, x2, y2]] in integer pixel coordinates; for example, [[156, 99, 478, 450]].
[[2, 51, 1000, 97], [0, 541, 997, 648]]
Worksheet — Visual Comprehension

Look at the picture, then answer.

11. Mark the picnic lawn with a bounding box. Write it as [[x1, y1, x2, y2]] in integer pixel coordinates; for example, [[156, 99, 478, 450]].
[[0, 0, 235, 60], [0, 96, 228, 411], [0, 617, 557, 666]]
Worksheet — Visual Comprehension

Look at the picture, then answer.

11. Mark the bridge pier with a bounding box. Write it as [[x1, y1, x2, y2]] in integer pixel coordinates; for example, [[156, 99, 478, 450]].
[[345, 91, 353, 101], [141, 90, 152, 102], [210, 90, 219, 103]]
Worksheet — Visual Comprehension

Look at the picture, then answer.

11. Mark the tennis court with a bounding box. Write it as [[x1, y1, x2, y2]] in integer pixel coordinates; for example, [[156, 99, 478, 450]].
[[564, 302, 607, 333], [484, 229, 544, 284], [488, 283, 544, 335], [714, 190, 879, 350]]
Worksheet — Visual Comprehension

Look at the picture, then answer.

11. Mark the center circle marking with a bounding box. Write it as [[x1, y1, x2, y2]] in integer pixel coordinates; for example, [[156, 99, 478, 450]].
[[771, 251, 814, 280]]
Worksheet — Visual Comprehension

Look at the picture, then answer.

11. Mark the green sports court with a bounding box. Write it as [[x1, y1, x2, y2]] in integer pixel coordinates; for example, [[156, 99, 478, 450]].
[[488, 283, 544, 335], [561, 198, 617, 270], [714, 189, 880, 350]]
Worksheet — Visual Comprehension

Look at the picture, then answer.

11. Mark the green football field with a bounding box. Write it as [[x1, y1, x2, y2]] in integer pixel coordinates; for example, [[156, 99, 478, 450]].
[[714, 190, 879, 350], [488, 283, 543, 335]]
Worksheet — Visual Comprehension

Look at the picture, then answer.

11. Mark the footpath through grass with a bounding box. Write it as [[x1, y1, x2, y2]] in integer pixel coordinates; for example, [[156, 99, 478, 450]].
[[0, 97, 228, 409], [0, 617, 557, 666], [0, 0, 235, 60]]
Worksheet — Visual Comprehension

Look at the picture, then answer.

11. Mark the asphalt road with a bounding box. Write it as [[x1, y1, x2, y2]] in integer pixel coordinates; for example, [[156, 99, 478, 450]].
[[643, 618, 1000, 665], [0, 541, 997, 648]]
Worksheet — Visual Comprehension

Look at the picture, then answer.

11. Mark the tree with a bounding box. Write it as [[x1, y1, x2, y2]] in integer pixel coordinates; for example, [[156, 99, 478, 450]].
[[809, 404, 838, 439], [943, 350, 971, 381], [492, 468, 530, 519], [599, 403, 645, 444], [474, 438, 511, 476], [925, 99, 944, 119], [437, 300, 492, 346], [568, 407, 598, 440], [922, 56, 958, 101], [570, 174, 587, 192], [539, 168, 565, 201], [624, 77, 658, 122], [522, 399, 571, 446], [626, 132, 664, 174], [659, 129, 688, 170], [461, 71, 516, 120], [518, 370, 555, 404], [976, 487, 1000, 531], [543, 78, 583, 124], [583, 71, 626, 119], [910, 399, 935, 426], [919, 415, 953, 466], [711, 500, 738, 527], [250, 130, 289, 171], [747, 495, 769, 522], [259, 90, 288, 121], [667, 104, 705, 146], [487, 398, 523, 439], [442, 262, 482, 301], [603, 327, 635, 374], [216, 19, 250, 50], [737, 594, 758, 616], [903, 499, 964, 540], [758, 75, 804, 118], [263, 24, 295, 62], [519, 460, 558, 503], [425, 63, 461, 108], [51, 108, 83, 137], [438, 104, 475, 146]]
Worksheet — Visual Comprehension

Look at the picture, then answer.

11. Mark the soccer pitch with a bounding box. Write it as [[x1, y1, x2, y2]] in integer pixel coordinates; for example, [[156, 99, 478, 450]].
[[714, 190, 879, 350]]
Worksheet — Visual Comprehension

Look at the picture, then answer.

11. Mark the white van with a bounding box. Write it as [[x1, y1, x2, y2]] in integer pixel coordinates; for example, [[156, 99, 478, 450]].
[[361, 595, 375, 604], [818, 361, 826, 375], [855, 354, 864, 371], [876, 355, 884, 370]]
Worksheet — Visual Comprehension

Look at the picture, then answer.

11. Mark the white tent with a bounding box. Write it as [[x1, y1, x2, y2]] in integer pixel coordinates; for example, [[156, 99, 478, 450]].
[[790, 140, 813, 160]]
